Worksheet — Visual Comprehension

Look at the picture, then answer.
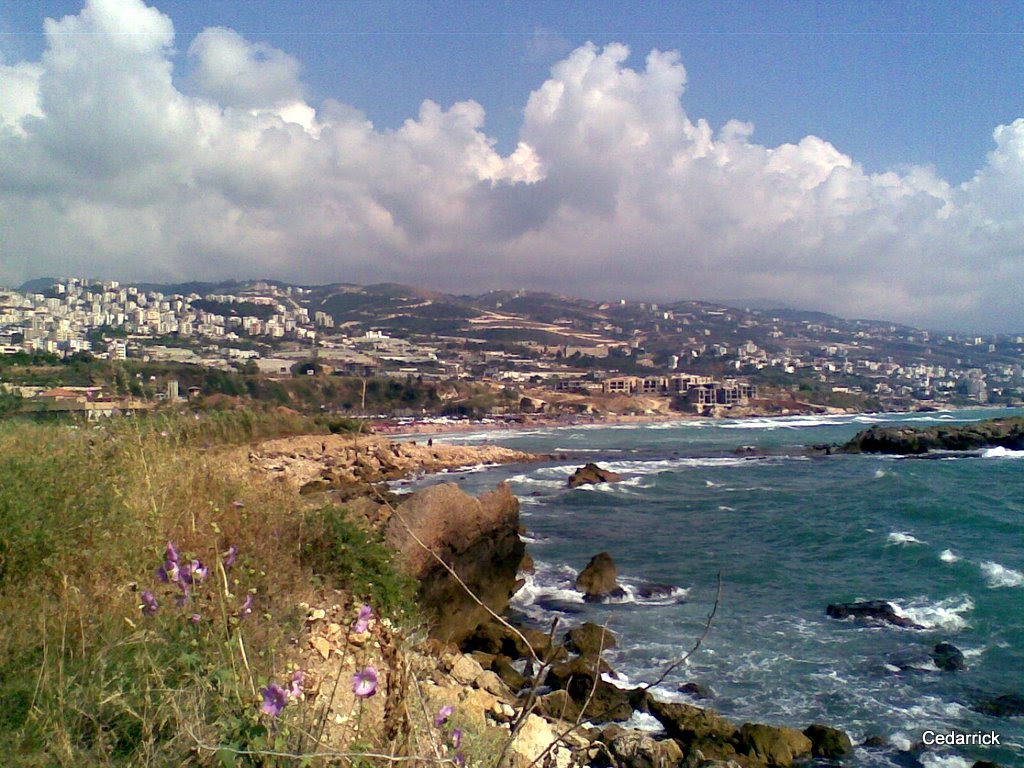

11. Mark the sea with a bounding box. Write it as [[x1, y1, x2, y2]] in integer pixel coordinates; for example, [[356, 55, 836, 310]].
[[399, 408, 1024, 768]]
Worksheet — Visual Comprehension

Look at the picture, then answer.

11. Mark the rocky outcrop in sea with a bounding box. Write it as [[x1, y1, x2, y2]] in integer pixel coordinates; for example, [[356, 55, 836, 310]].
[[841, 416, 1024, 454]]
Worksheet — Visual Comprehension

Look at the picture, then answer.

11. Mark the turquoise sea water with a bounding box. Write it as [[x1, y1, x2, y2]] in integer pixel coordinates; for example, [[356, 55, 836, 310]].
[[403, 409, 1024, 767]]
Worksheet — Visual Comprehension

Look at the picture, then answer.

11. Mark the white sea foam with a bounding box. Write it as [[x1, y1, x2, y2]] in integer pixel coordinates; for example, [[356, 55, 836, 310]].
[[980, 560, 1024, 588], [873, 468, 889, 478], [939, 549, 961, 564], [982, 446, 1024, 458], [920, 755, 973, 768], [887, 531, 926, 546], [889, 594, 974, 632]]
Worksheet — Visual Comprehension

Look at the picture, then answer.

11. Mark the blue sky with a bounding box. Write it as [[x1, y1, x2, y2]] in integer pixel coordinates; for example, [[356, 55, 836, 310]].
[[1, 1, 1023, 330]]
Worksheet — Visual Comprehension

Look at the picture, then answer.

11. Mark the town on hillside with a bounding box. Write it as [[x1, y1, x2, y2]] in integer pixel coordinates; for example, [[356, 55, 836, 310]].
[[1, 278, 1021, 422]]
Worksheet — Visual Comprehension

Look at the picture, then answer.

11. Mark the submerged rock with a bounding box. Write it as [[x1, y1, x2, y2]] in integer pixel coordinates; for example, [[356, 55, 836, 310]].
[[973, 693, 1024, 717], [932, 642, 966, 671], [826, 600, 924, 629], [568, 462, 623, 488]]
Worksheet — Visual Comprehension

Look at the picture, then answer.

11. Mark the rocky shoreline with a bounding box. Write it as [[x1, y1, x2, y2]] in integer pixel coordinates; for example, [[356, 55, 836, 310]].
[[242, 432, 548, 492], [245, 438, 1007, 768]]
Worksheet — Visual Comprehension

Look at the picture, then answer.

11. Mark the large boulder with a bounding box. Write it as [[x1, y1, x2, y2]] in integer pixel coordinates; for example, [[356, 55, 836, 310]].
[[802, 724, 853, 759], [565, 623, 618, 658], [545, 657, 632, 722], [602, 726, 682, 768], [826, 600, 924, 629], [576, 552, 625, 601], [568, 463, 623, 488], [384, 483, 524, 644], [737, 723, 812, 767], [647, 699, 739, 759]]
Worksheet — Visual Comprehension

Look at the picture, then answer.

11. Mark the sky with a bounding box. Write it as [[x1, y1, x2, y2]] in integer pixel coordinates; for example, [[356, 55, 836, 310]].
[[0, 1, 1022, 332]]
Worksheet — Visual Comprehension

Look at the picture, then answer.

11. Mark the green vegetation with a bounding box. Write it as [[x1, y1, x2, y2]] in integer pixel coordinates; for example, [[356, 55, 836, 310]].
[[0, 413, 423, 766]]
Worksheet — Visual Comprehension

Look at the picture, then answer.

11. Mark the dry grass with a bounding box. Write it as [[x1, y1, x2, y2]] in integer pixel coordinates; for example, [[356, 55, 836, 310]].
[[0, 413, 453, 767]]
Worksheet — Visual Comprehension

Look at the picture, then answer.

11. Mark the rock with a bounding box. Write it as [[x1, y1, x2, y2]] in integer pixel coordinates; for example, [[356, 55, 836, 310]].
[[803, 724, 853, 758], [565, 622, 618, 658], [475, 670, 513, 699], [646, 699, 739, 758], [448, 653, 485, 685], [973, 693, 1024, 717], [826, 600, 924, 629], [508, 713, 574, 768], [568, 463, 623, 488], [633, 583, 683, 601], [971, 762, 1002, 768], [576, 552, 622, 600], [545, 657, 631, 722], [932, 642, 966, 671], [604, 726, 681, 768], [519, 551, 535, 574], [737, 723, 812, 767], [385, 483, 525, 644], [492, 654, 527, 692], [535, 690, 582, 722], [681, 756, 743, 768], [678, 682, 715, 700], [841, 417, 1024, 455]]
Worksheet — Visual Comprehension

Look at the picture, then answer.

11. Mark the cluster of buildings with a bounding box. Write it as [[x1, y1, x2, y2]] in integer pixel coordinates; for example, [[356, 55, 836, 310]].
[[2, 279, 1022, 414]]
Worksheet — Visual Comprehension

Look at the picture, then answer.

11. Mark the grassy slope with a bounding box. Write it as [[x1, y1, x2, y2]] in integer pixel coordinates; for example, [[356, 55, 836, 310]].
[[0, 411, 418, 766]]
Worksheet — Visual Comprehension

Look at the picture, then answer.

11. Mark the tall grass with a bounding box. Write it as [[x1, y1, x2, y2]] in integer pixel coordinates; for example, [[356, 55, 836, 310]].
[[0, 413, 419, 766]]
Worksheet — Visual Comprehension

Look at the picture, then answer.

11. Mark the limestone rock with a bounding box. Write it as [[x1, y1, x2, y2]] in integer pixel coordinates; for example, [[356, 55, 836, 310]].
[[568, 462, 623, 488], [604, 726, 678, 768], [565, 622, 618, 658], [575, 552, 623, 600], [646, 699, 739, 757], [385, 483, 524, 644], [448, 653, 485, 686], [737, 723, 812, 767], [802, 724, 853, 758]]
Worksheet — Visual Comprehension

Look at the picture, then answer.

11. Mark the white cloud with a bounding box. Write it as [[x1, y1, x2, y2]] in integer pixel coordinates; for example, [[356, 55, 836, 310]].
[[0, 1, 1022, 331], [188, 27, 305, 110]]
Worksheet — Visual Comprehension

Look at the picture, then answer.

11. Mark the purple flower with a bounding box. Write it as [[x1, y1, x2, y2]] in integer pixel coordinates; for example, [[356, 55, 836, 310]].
[[232, 499, 244, 508], [239, 594, 254, 620], [288, 670, 304, 699], [175, 583, 190, 608], [165, 541, 179, 564], [223, 545, 238, 569], [140, 590, 158, 616], [260, 683, 289, 717], [451, 728, 462, 749], [157, 560, 179, 584], [190, 613, 202, 625], [179, 559, 208, 586], [353, 603, 373, 633], [352, 666, 378, 698], [435, 704, 454, 726], [453, 754, 465, 768]]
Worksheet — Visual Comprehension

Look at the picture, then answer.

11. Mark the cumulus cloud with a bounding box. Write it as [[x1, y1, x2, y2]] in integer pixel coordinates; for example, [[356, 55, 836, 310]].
[[0, 0, 1022, 331], [188, 28, 305, 110]]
